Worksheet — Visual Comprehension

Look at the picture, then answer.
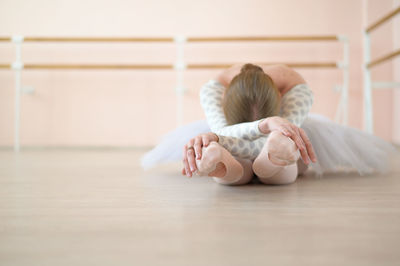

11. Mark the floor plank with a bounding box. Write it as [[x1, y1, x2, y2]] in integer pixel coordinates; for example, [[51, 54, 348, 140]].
[[0, 149, 399, 266]]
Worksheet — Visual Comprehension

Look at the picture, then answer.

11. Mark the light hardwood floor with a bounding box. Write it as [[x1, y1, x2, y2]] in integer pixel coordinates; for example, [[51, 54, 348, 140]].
[[0, 149, 399, 266]]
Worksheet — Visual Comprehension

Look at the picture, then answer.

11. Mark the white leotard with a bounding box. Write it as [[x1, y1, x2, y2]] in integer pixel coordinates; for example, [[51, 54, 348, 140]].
[[200, 80, 313, 160]]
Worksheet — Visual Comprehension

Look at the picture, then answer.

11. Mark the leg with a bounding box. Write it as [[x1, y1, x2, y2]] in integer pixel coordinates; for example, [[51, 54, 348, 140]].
[[196, 142, 253, 186], [252, 131, 300, 185]]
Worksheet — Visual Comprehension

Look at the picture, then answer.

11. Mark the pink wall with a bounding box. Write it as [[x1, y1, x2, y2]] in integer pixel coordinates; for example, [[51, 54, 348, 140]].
[[0, 0, 397, 147]]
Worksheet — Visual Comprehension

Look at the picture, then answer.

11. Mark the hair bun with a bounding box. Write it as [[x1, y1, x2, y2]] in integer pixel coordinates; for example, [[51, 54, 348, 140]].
[[240, 63, 263, 73]]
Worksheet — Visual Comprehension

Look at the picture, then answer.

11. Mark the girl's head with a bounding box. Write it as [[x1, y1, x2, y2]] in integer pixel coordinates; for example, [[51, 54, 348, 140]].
[[222, 63, 281, 125]]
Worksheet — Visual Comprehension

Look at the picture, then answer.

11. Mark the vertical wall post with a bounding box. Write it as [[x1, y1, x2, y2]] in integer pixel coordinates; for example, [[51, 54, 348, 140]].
[[362, 0, 374, 134], [393, 0, 400, 143], [341, 36, 349, 126], [174, 35, 186, 127], [11, 35, 24, 152], [336, 35, 350, 126], [363, 32, 374, 133]]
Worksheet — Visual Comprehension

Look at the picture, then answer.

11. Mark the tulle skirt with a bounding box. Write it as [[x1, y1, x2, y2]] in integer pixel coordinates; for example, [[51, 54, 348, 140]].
[[141, 114, 399, 176]]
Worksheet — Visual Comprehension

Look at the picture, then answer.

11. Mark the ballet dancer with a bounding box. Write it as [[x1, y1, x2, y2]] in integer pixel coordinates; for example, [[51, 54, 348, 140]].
[[142, 64, 397, 183], [182, 63, 316, 185], [180, 63, 398, 185]]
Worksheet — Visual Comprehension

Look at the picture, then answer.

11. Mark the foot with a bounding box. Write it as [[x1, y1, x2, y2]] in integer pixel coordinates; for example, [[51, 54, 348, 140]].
[[252, 131, 300, 178], [195, 142, 225, 176], [195, 142, 243, 181], [266, 131, 300, 165]]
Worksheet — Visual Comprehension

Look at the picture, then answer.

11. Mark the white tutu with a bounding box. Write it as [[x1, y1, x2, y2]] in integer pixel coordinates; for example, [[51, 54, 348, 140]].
[[141, 114, 399, 176], [301, 114, 398, 175], [141, 120, 210, 169]]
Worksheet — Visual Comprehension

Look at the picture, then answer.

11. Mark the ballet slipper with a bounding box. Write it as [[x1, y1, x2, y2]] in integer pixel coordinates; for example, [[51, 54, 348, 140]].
[[252, 131, 300, 178], [195, 142, 244, 182], [267, 131, 300, 165]]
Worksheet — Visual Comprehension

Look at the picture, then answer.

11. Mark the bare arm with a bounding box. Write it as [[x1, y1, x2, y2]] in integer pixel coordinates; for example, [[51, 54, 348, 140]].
[[261, 64, 306, 95], [215, 63, 243, 88]]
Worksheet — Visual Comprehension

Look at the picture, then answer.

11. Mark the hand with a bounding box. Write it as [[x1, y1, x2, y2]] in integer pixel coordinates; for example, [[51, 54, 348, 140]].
[[182, 132, 219, 177], [259, 116, 317, 164]]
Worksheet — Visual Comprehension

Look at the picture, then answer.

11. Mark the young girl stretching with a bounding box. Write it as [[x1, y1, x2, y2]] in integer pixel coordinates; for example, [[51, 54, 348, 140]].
[[182, 63, 316, 185], [181, 64, 398, 185], [142, 63, 397, 183]]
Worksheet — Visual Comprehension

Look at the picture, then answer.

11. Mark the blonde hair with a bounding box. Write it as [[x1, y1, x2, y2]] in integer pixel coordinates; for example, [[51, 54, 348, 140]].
[[222, 63, 281, 125]]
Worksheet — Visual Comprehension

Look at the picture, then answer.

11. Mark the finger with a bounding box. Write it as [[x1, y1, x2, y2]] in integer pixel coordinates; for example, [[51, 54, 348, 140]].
[[182, 144, 187, 158], [183, 138, 194, 157], [186, 138, 196, 175], [296, 128, 310, 164], [181, 168, 186, 176], [288, 126, 303, 149], [185, 138, 195, 158], [290, 126, 309, 164], [299, 128, 317, 163], [196, 135, 209, 160], [188, 138, 195, 148], [187, 147, 197, 174], [281, 126, 292, 137], [194, 136, 202, 160], [182, 144, 192, 177], [183, 156, 191, 177], [202, 134, 210, 147]]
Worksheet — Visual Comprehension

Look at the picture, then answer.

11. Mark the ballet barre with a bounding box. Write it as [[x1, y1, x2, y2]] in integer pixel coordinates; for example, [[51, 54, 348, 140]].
[[0, 62, 338, 70], [363, 6, 400, 134], [0, 64, 10, 69], [0, 35, 349, 152], [367, 49, 400, 68], [0, 35, 340, 42]]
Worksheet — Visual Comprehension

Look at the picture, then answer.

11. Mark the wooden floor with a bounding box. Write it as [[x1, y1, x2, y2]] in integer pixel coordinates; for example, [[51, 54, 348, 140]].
[[0, 149, 399, 266]]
